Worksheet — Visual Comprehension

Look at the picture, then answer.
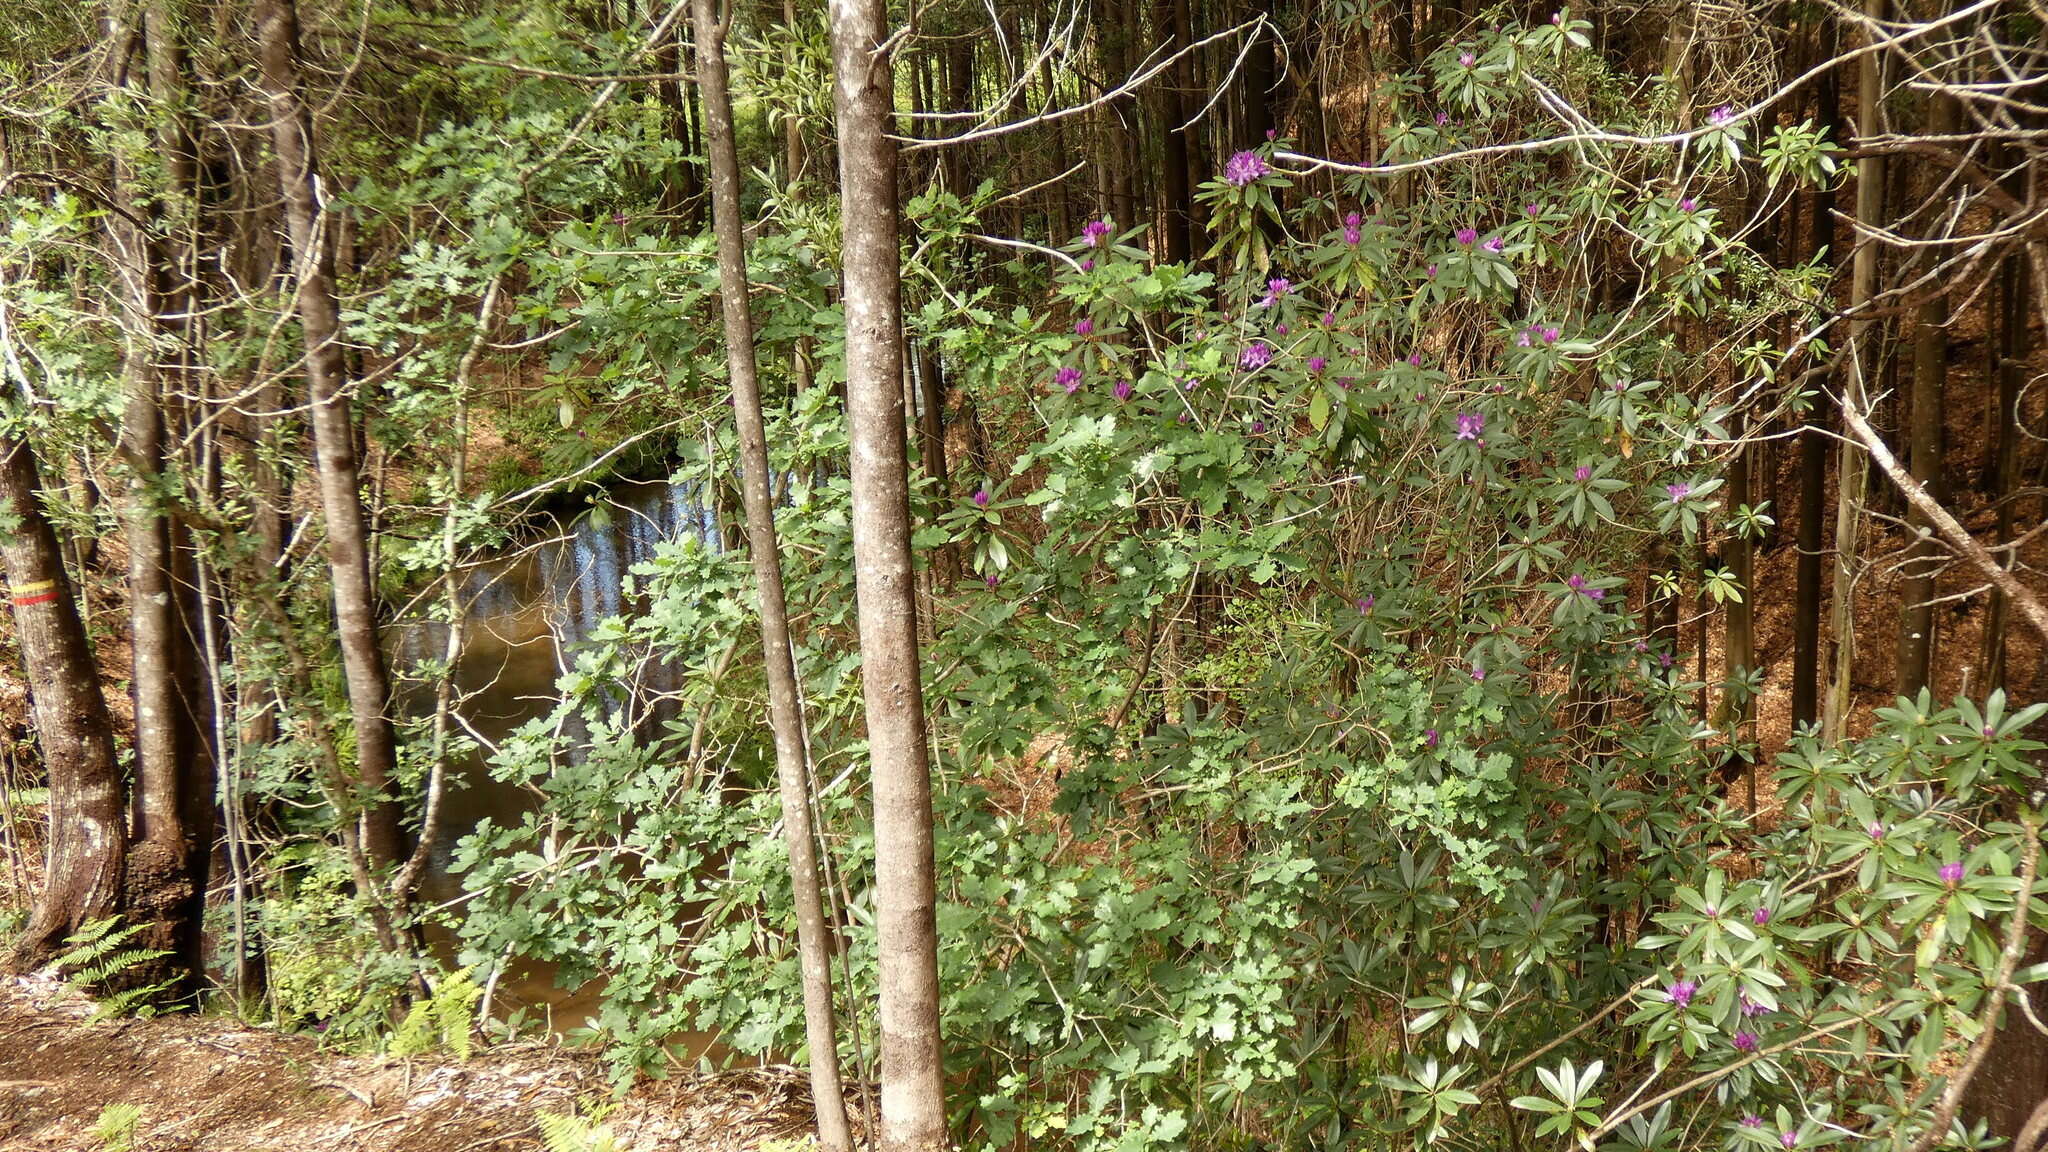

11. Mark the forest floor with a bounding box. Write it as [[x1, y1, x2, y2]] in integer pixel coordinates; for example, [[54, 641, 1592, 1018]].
[[0, 971, 824, 1152]]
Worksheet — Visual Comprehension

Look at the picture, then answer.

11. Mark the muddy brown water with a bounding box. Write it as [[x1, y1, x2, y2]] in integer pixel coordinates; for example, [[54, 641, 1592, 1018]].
[[393, 478, 734, 1060]]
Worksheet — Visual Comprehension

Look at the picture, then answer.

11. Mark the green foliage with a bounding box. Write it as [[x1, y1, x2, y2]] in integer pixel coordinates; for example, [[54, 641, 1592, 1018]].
[[55, 918, 174, 1020], [536, 1106, 624, 1152], [260, 850, 425, 1050], [93, 1102, 142, 1152], [389, 968, 483, 1060]]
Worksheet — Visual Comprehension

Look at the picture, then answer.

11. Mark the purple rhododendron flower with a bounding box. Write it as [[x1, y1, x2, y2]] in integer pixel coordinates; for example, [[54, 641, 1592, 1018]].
[[1525, 202, 1542, 217], [984, 573, 1000, 589], [972, 488, 990, 507], [1574, 465, 1592, 482], [1753, 907, 1771, 925], [1567, 574, 1605, 601], [1055, 366, 1083, 393], [1666, 482, 1692, 502], [1711, 105, 1736, 126], [1309, 356, 1328, 373], [1408, 352, 1423, 366], [1074, 317, 1095, 336], [1114, 379, 1133, 402], [1781, 1133, 1798, 1149], [1455, 227, 1479, 245], [1426, 263, 1439, 279], [1358, 594, 1375, 612], [1240, 342, 1274, 370], [1275, 324, 1289, 336], [1868, 821, 1886, 840], [1322, 310, 1337, 325], [1424, 728, 1439, 748], [1251, 420, 1267, 434], [1741, 995, 1768, 1018], [1679, 197, 1698, 212], [1470, 663, 1486, 681], [1434, 110, 1449, 126], [1483, 235, 1505, 253], [1080, 258, 1095, 271], [1667, 980, 1698, 1007], [1733, 1031, 1759, 1052], [1224, 150, 1269, 186], [1081, 219, 1111, 246], [1743, 1116, 1764, 1129], [1459, 51, 1475, 67], [1940, 860, 1966, 886], [1455, 411, 1484, 441]]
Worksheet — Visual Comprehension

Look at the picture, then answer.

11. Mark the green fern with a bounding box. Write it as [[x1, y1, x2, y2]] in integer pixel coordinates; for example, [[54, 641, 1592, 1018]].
[[535, 1107, 623, 1152], [93, 1101, 141, 1152], [55, 917, 174, 1019], [387, 966, 483, 1059]]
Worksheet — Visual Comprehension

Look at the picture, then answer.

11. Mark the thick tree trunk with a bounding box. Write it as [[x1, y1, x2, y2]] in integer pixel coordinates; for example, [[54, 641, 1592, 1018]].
[[825, 0, 949, 1144], [127, 0, 217, 997], [254, 0, 406, 870], [693, 0, 855, 1145], [0, 433, 126, 970]]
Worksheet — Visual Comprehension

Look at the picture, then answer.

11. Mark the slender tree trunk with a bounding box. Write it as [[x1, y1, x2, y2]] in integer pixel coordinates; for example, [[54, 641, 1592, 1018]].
[[1156, 0, 1194, 264], [1983, 254, 2025, 694], [1792, 22, 1839, 732], [0, 434, 127, 970], [826, 0, 949, 1143], [694, 0, 855, 1144], [1896, 91, 1958, 697], [254, 0, 405, 869], [1824, 0, 1885, 743]]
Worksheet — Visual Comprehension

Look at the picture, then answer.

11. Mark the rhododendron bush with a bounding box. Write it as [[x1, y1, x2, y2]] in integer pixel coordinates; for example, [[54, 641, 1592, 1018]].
[[445, 11, 2044, 1152]]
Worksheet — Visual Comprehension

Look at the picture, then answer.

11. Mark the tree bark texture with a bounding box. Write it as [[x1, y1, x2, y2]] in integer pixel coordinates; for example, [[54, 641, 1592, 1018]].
[[254, 0, 406, 869], [0, 433, 126, 969], [693, 0, 855, 1145], [826, 0, 950, 1144]]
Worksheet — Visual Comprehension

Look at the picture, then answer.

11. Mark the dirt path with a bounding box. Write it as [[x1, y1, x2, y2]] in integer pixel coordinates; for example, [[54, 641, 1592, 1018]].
[[0, 973, 821, 1151]]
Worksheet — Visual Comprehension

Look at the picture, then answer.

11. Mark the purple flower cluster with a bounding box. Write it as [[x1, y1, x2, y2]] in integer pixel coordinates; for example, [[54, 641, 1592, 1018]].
[[1666, 979, 1698, 1007], [1515, 324, 1560, 347], [1240, 342, 1274, 371], [972, 488, 990, 508], [1940, 860, 1966, 886], [1566, 574, 1605, 601], [1455, 227, 1479, 246], [1224, 150, 1270, 186], [1054, 366, 1083, 393], [1113, 379, 1133, 402], [1665, 482, 1692, 503], [1455, 411, 1484, 441], [1081, 218, 1111, 247], [1074, 317, 1095, 336], [1343, 212, 1362, 245], [1258, 277, 1292, 308]]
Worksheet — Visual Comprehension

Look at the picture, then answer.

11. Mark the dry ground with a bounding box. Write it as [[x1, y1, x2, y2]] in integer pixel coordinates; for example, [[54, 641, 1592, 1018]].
[[0, 972, 823, 1152]]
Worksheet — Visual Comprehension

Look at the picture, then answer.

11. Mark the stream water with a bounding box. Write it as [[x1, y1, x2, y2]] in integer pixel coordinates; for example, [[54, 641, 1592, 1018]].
[[392, 477, 726, 1044]]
